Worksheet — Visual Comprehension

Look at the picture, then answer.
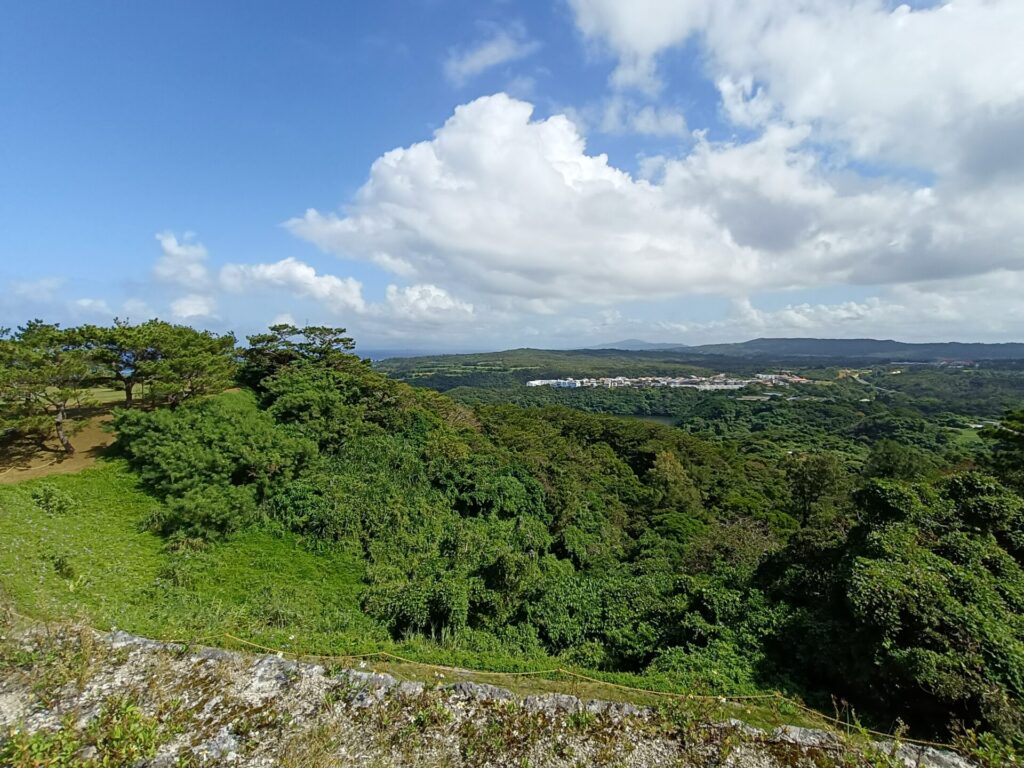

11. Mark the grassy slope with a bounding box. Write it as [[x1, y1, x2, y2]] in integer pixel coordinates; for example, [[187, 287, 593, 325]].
[[0, 461, 380, 647]]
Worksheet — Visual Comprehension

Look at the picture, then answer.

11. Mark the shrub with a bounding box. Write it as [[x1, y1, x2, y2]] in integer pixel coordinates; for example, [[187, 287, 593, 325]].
[[113, 392, 315, 538], [30, 483, 78, 515]]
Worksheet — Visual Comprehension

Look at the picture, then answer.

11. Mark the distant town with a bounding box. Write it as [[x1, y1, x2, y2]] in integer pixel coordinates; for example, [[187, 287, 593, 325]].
[[525, 372, 808, 390]]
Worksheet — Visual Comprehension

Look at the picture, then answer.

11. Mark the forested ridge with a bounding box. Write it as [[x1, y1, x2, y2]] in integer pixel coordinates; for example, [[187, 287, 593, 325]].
[[3, 321, 1024, 760]]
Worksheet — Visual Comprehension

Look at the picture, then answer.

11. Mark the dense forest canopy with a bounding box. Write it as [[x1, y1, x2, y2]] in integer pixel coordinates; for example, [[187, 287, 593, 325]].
[[3, 319, 1024, 756]]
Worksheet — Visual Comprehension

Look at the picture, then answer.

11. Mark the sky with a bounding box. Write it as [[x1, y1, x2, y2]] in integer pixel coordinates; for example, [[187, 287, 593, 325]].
[[2, 0, 1024, 351]]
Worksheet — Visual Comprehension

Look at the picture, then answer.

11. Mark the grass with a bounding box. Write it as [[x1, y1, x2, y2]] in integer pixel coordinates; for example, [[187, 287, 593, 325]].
[[0, 461, 165, 624], [0, 461, 379, 646], [949, 426, 985, 449], [0, 460, 853, 737]]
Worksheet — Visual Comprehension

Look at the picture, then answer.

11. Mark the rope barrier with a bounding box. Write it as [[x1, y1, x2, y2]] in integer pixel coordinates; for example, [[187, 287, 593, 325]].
[[2, 607, 962, 753], [0, 458, 60, 477]]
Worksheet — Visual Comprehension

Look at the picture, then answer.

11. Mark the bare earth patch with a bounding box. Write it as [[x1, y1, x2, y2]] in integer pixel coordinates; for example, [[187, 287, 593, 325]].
[[0, 416, 114, 485]]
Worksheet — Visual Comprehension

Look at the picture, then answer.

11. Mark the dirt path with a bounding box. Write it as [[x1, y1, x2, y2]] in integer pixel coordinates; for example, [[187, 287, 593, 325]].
[[0, 415, 114, 484]]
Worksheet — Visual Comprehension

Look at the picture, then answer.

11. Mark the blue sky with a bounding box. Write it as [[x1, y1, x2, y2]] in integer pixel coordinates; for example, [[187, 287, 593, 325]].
[[3, 1, 1023, 350]]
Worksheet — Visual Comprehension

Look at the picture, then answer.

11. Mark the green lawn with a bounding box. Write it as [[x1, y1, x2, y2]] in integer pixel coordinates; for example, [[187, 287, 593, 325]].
[[0, 461, 382, 651]]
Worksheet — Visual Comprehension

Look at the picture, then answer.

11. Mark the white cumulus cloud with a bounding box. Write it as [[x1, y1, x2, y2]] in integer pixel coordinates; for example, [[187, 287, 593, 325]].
[[171, 294, 215, 319], [569, 0, 1024, 175], [286, 93, 1024, 322], [287, 94, 749, 303], [569, 0, 710, 93], [383, 283, 474, 323], [220, 257, 366, 313], [154, 232, 210, 289]]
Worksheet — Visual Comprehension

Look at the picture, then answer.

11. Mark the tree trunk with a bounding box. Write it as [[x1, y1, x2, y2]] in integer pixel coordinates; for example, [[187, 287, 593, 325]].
[[124, 379, 134, 408], [55, 405, 75, 455]]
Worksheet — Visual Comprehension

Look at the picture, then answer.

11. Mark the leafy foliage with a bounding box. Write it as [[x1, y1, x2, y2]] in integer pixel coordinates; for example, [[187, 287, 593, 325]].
[[113, 391, 315, 537], [985, 409, 1024, 494], [769, 474, 1024, 741], [238, 323, 357, 391]]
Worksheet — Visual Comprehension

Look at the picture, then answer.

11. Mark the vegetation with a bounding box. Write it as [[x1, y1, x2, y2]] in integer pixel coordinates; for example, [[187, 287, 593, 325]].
[[0, 321, 96, 454], [2, 320, 1024, 754], [0, 318, 236, 456], [395, 350, 1024, 476], [376, 347, 714, 390], [80, 317, 236, 408], [0, 697, 161, 767]]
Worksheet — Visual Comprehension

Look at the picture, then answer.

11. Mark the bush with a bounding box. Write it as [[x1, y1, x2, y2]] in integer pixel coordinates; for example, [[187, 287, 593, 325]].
[[157, 483, 259, 538], [647, 641, 761, 695], [113, 392, 315, 538], [264, 476, 360, 544], [30, 484, 78, 515]]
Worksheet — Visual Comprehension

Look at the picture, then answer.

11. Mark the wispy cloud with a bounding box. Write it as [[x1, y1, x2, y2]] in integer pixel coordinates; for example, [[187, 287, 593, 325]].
[[600, 97, 687, 137], [444, 25, 540, 86], [72, 297, 113, 316], [13, 277, 64, 302]]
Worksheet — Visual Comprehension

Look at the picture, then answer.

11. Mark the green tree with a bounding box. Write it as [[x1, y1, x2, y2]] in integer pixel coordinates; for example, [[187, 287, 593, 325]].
[[862, 438, 932, 481], [113, 391, 314, 536], [785, 452, 844, 526], [770, 474, 1024, 741], [143, 324, 236, 407], [847, 476, 1024, 739], [238, 324, 357, 390], [984, 409, 1024, 493], [260, 362, 370, 450], [642, 451, 706, 558], [80, 319, 236, 408], [0, 321, 95, 454], [79, 318, 160, 408]]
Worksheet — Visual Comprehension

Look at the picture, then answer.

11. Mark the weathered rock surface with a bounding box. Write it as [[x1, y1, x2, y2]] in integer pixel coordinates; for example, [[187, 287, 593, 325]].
[[0, 626, 975, 767]]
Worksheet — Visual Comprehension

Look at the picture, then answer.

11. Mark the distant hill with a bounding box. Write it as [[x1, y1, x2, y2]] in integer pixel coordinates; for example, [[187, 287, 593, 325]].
[[689, 337, 1024, 361], [358, 348, 458, 361], [587, 339, 689, 351]]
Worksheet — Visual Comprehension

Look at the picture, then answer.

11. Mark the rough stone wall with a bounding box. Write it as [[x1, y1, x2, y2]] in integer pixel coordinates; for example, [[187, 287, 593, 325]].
[[0, 626, 974, 768]]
